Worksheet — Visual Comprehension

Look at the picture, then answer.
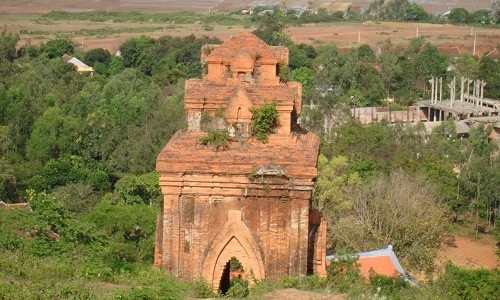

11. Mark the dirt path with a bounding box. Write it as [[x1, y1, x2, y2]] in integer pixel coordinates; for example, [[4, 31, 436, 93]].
[[437, 233, 499, 270], [257, 289, 347, 300]]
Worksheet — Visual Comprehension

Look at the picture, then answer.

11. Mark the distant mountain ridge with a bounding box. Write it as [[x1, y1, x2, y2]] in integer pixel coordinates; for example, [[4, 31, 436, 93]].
[[0, 0, 493, 15]]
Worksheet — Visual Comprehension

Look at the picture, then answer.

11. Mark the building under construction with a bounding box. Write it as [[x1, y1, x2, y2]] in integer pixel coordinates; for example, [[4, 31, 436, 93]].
[[350, 76, 500, 141]]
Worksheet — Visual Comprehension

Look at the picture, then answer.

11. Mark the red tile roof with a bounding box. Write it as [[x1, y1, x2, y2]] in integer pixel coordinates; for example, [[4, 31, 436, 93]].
[[357, 256, 399, 278], [207, 32, 278, 63], [0, 201, 30, 210], [156, 130, 319, 180]]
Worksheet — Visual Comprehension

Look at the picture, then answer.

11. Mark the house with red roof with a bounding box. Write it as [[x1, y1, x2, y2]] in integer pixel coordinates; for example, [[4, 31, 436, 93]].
[[327, 245, 417, 285]]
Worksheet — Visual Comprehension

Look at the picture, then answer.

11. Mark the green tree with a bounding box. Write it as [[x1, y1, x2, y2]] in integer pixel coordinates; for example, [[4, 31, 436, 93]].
[[313, 155, 360, 244], [448, 8, 471, 24], [478, 55, 500, 99], [357, 63, 385, 106], [27, 107, 83, 163], [84, 48, 112, 67], [253, 11, 290, 46], [109, 56, 125, 75], [356, 44, 376, 62], [471, 9, 494, 24], [288, 43, 316, 69], [0, 30, 19, 84], [42, 39, 75, 59], [404, 3, 429, 21], [51, 183, 101, 214], [379, 51, 402, 97], [413, 42, 448, 79], [314, 44, 349, 97], [87, 196, 157, 263], [368, 0, 386, 19], [454, 53, 480, 79], [289, 66, 314, 94], [0, 30, 19, 63], [114, 172, 161, 206], [382, 0, 411, 21], [119, 36, 155, 68]]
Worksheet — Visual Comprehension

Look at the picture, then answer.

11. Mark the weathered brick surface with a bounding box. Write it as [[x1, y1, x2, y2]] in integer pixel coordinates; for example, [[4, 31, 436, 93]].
[[154, 32, 326, 290]]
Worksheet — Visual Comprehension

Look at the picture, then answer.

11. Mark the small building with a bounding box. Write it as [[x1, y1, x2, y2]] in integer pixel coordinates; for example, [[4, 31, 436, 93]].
[[327, 245, 416, 285], [241, 6, 253, 14], [257, 9, 274, 16], [0, 201, 29, 210], [0, 201, 60, 240], [62, 54, 94, 74]]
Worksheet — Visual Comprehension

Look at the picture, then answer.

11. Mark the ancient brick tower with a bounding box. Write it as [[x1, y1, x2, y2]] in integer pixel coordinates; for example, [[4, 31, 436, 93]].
[[154, 32, 326, 291]]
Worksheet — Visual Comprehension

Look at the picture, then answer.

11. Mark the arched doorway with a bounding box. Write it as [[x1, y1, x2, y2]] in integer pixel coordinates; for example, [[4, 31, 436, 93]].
[[219, 257, 245, 295], [202, 211, 265, 291]]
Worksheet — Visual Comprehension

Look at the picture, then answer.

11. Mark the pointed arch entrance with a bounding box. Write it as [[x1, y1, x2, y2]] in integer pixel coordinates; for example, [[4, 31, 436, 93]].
[[202, 210, 265, 291]]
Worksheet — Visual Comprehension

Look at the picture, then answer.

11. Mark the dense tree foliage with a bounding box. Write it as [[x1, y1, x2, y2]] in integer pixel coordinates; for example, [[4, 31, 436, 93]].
[[0, 32, 223, 299], [0, 13, 498, 298], [0, 32, 218, 204]]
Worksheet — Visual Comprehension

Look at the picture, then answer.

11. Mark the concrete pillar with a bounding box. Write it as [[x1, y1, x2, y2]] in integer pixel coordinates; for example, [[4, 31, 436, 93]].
[[476, 80, 480, 106], [429, 78, 434, 103], [481, 80, 486, 107], [449, 77, 456, 109], [439, 77, 443, 102], [467, 79, 473, 103], [460, 77, 465, 103], [448, 80, 453, 109], [435, 77, 439, 104], [472, 80, 476, 106]]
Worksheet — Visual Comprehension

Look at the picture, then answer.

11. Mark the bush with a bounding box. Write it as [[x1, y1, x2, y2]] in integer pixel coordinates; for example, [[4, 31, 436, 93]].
[[250, 102, 278, 143], [226, 278, 249, 298], [86, 197, 157, 265], [433, 264, 500, 300], [114, 172, 161, 205], [51, 183, 102, 214], [199, 129, 231, 151], [326, 257, 365, 293], [369, 273, 408, 296]]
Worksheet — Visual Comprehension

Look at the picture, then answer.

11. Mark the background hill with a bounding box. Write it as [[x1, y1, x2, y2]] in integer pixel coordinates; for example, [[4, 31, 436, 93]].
[[0, 0, 493, 15]]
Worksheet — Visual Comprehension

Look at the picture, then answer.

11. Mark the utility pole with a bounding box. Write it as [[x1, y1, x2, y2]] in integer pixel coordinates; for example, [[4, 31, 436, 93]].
[[416, 27, 419, 38], [473, 35, 477, 56], [358, 31, 361, 43]]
